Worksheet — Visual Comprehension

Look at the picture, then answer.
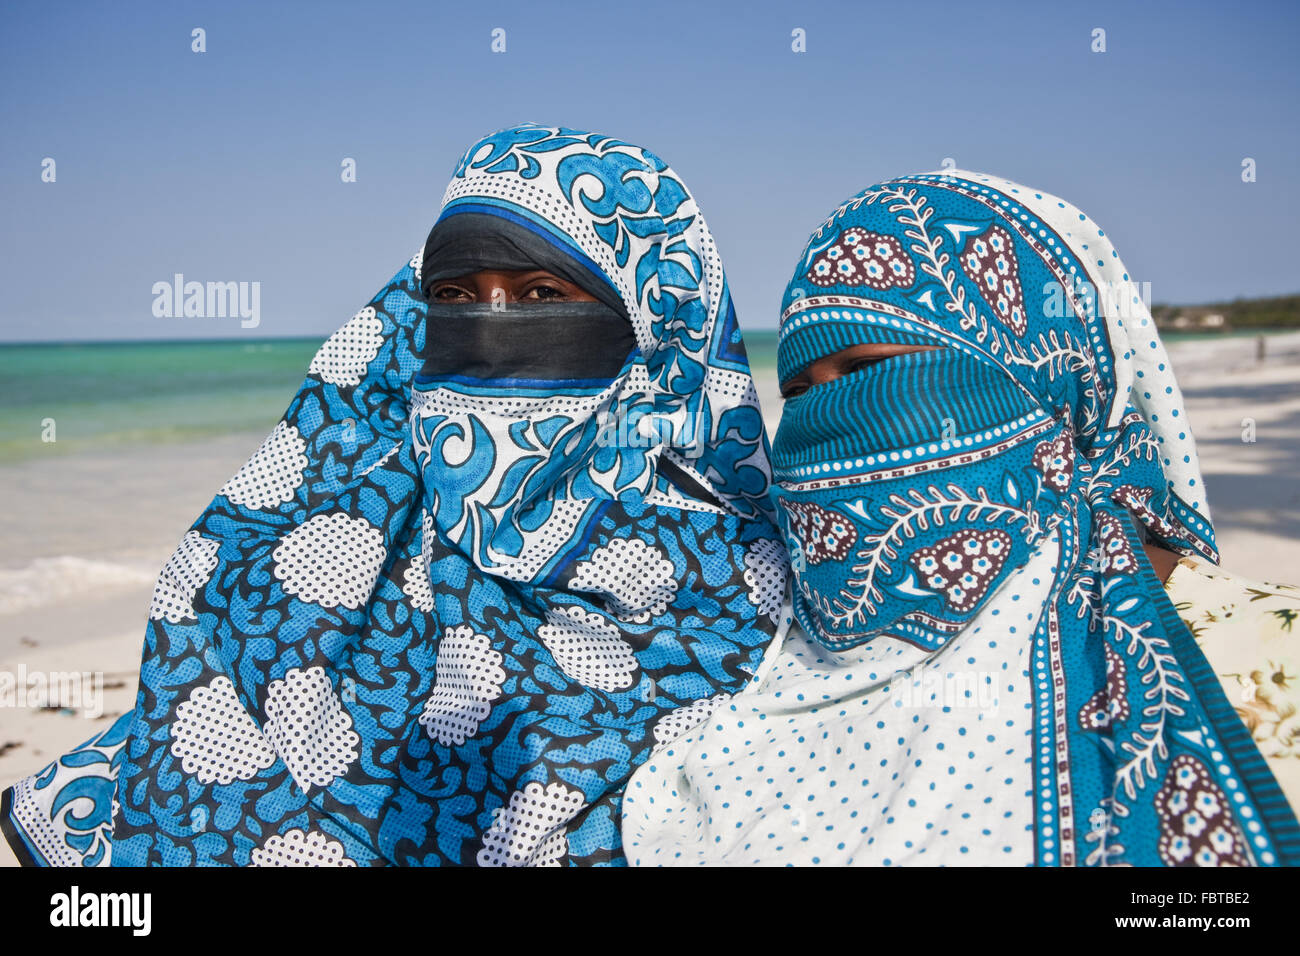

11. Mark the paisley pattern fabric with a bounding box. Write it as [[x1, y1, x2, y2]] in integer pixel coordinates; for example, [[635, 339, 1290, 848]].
[[774, 171, 1298, 864], [959, 224, 1025, 335], [805, 229, 914, 291], [624, 170, 1298, 866], [0, 125, 788, 867]]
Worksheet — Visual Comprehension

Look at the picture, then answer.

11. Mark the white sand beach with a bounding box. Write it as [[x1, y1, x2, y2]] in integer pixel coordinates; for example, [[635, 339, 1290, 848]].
[[1, 332, 1298, 861], [0, 434, 271, 784]]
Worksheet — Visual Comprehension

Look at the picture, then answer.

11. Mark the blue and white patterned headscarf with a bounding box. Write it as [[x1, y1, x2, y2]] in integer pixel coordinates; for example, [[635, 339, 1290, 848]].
[[1, 124, 788, 867], [771, 171, 1299, 865]]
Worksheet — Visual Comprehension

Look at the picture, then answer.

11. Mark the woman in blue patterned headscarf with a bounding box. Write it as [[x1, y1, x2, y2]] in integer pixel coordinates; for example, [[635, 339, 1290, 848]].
[[622, 170, 1299, 866], [1, 124, 788, 867]]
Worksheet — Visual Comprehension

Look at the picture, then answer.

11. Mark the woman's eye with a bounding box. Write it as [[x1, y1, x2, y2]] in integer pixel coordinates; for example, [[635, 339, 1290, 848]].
[[781, 383, 809, 400], [522, 284, 568, 300], [431, 286, 472, 302]]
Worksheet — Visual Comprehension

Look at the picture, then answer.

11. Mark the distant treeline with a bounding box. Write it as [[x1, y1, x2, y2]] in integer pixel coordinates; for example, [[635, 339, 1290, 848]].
[[1151, 293, 1300, 329]]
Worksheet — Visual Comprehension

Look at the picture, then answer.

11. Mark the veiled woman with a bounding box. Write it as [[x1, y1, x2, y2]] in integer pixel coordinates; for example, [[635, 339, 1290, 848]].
[[621, 170, 1300, 866], [1, 124, 788, 867]]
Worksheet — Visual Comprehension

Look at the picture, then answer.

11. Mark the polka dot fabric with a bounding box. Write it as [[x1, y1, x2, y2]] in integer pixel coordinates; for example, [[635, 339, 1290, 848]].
[[219, 420, 309, 510], [271, 512, 385, 610], [570, 537, 679, 624], [537, 605, 639, 692], [651, 693, 731, 748], [954, 172, 1205, 515], [400, 554, 434, 612], [418, 625, 507, 746], [261, 666, 359, 791], [308, 307, 384, 387], [170, 675, 277, 786], [477, 781, 586, 867], [250, 828, 357, 867], [624, 557, 1048, 866], [744, 538, 786, 621], [148, 530, 219, 624]]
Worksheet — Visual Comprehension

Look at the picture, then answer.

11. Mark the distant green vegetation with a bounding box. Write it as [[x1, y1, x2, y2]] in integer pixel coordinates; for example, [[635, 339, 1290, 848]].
[[1152, 293, 1300, 330]]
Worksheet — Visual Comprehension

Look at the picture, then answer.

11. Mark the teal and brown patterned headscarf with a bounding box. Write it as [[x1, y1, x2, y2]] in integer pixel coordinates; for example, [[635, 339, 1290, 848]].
[[771, 170, 1298, 865]]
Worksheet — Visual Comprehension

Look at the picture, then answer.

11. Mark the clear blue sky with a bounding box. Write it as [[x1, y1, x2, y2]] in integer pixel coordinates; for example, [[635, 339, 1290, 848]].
[[1, 0, 1297, 342]]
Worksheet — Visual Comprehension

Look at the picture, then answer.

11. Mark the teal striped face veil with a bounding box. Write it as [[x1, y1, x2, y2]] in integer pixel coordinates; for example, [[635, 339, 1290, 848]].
[[770, 171, 1298, 866]]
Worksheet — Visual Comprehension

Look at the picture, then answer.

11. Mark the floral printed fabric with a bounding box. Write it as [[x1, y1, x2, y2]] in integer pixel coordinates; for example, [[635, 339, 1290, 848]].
[[0, 125, 788, 867], [1166, 557, 1300, 811]]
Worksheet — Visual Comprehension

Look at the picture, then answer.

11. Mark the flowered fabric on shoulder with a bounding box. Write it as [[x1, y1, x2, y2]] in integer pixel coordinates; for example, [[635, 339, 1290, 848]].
[[1167, 557, 1300, 812]]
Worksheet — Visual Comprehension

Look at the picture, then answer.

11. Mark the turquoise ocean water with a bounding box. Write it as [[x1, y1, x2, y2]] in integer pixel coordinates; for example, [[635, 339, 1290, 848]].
[[0, 328, 1285, 464], [0, 334, 773, 463], [0, 339, 323, 462]]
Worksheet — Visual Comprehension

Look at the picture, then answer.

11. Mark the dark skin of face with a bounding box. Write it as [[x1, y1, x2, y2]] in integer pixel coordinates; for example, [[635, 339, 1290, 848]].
[[427, 269, 598, 305], [781, 343, 1182, 583], [779, 342, 943, 399]]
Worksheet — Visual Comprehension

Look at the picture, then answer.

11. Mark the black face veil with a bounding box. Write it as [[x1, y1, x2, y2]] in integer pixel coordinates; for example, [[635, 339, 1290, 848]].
[[418, 211, 637, 382]]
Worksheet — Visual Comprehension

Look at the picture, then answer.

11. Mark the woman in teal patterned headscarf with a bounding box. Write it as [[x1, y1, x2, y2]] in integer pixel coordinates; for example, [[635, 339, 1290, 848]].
[[622, 170, 1299, 866], [1, 125, 788, 867]]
